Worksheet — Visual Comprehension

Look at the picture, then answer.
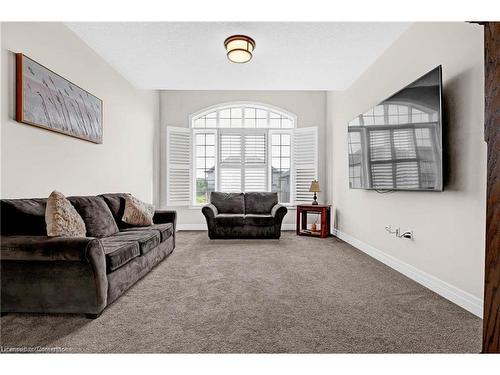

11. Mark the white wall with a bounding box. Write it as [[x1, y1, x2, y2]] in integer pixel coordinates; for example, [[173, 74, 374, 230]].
[[1, 23, 159, 202], [327, 23, 486, 308], [159, 90, 326, 227]]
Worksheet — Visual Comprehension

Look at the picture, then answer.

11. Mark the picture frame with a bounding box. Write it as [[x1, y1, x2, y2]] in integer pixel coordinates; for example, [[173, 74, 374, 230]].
[[16, 53, 103, 144]]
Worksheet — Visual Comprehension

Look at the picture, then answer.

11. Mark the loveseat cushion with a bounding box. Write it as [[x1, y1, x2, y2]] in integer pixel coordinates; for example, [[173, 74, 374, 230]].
[[244, 192, 278, 214], [244, 214, 275, 226], [210, 192, 245, 214], [214, 214, 245, 226], [1, 198, 47, 236], [68, 196, 119, 238], [108, 230, 160, 255], [121, 223, 173, 242], [100, 239, 140, 273]]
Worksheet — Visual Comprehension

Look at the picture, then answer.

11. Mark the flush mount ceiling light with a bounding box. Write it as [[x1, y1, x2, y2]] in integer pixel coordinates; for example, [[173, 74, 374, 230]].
[[224, 35, 255, 63]]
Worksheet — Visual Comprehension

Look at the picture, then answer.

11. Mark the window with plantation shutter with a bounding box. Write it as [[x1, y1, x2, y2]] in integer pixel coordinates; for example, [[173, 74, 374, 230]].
[[166, 127, 191, 206], [293, 127, 318, 204], [219, 131, 268, 195], [165, 103, 319, 206]]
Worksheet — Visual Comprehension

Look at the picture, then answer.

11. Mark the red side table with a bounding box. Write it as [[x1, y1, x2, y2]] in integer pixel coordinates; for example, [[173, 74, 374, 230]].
[[296, 204, 331, 238]]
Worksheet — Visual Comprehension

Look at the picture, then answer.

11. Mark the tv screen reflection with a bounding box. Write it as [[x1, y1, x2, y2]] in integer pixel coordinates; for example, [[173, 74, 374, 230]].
[[348, 66, 443, 191]]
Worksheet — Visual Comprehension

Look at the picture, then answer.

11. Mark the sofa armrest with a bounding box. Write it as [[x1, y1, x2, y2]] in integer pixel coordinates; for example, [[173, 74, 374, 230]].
[[271, 203, 288, 219], [1, 235, 103, 262], [202, 204, 218, 219], [153, 210, 177, 232], [1, 235, 108, 314]]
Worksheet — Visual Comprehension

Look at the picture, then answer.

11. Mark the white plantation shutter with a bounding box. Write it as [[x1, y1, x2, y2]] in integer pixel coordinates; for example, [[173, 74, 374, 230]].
[[244, 134, 266, 191], [220, 168, 242, 192], [219, 132, 268, 193], [166, 127, 191, 206], [219, 134, 242, 192], [294, 127, 318, 204], [244, 134, 266, 163], [220, 134, 242, 163], [245, 168, 266, 191]]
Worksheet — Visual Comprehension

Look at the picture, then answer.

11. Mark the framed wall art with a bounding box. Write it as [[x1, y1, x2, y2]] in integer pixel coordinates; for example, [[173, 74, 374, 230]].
[[16, 53, 103, 143]]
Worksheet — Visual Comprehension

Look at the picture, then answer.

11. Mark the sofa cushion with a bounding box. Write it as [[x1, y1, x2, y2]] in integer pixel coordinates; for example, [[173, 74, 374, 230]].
[[210, 192, 245, 214], [68, 196, 119, 238], [99, 193, 134, 229], [214, 214, 245, 226], [121, 223, 173, 242], [244, 192, 278, 214], [1, 198, 47, 236], [100, 239, 140, 273], [244, 214, 275, 226], [108, 230, 160, 255]]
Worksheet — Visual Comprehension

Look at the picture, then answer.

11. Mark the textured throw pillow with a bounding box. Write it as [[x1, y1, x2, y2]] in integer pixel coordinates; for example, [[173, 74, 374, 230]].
[[45, 191, 86, 237], [122, 194, 155, 226]]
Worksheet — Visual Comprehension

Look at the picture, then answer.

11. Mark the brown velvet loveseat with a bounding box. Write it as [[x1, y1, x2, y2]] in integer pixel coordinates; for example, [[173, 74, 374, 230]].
[[0, 193, 176, 318]]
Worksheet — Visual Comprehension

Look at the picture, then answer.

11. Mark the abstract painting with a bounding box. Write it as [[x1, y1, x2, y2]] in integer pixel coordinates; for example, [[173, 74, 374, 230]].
[[16, 53, 103, 143]]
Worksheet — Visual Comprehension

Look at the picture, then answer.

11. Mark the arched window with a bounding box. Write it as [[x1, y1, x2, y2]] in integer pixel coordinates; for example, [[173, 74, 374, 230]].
[[190, 102, 296, 129], [166, 102, 317, 207]]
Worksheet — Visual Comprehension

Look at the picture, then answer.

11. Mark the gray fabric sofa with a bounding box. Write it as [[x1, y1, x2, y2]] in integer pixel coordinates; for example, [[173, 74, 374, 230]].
[[0, 193, 176, 318], [202, 192, 287, 239]]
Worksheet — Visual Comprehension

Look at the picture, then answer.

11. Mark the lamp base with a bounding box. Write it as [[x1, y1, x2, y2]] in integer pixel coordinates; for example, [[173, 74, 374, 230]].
[[312, 192, 318, 205]]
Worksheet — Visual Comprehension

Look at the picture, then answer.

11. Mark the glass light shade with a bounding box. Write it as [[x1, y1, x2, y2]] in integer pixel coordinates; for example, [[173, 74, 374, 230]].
[[224, 35, 255, 63], [309, 180, 321, 192], [227, 49, 252, 63]]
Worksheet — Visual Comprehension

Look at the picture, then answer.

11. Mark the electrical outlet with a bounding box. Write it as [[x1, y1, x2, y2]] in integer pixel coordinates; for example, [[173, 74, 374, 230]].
[[386, 225, 413, 240]]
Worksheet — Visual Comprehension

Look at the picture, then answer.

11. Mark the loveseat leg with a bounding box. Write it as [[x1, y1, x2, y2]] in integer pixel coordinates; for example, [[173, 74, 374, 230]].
[[84, 312, 101, 319]]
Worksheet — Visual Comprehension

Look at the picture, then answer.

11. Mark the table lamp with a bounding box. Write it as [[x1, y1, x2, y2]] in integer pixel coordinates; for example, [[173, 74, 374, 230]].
[[309, 180, 321, 205]]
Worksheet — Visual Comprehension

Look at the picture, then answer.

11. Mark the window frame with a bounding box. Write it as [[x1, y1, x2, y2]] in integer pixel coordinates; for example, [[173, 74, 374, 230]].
[[189, 102, 298, 207], [192, 128, 218, 207], [269, 129, 294, 205]]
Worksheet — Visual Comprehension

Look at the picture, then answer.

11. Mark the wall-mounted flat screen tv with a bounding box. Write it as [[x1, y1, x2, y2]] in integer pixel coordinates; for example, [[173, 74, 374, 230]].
[[348, 66, 443, 191]]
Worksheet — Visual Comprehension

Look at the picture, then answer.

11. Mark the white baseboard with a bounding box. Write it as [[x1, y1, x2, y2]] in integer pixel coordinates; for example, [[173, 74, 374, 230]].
[[332, 228, 483, 318], [178, 223, 297, 231], [177, 223, 207, 231]]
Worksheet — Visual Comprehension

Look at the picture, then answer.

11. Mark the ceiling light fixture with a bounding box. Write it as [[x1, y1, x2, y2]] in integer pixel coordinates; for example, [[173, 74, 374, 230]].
[[224, 35, 255, 63]]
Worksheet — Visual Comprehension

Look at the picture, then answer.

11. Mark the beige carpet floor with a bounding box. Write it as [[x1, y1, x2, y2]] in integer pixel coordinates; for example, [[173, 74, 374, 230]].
[[0, 231, 482, 353]]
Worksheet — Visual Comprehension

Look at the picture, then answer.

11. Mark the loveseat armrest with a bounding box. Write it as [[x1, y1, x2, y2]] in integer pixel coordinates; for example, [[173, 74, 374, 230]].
[[271, 203, 288, 219], [153, 210, 177, 232], [201, 203, 218, 219]]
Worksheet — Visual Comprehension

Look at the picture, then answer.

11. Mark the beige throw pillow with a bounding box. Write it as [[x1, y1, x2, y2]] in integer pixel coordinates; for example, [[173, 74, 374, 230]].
[[46, 191, 86, 237], [122, 194, 155, 226]]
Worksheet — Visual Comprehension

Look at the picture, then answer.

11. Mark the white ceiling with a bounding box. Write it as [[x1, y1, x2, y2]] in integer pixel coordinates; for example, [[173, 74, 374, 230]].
[[66, 22, 410, 91]]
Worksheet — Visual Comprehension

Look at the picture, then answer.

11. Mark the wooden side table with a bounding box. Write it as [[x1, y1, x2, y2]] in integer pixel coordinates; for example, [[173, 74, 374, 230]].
[[296, 204, 331, 238]]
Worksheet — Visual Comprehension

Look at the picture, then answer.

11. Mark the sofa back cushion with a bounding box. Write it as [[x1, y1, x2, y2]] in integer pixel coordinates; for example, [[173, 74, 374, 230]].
[[68, 196, 119, 237], [99, 193, 134, 229], [1, 198, 47, 235], [210, 192, 245, 214], [244, 192, 278, 214]]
